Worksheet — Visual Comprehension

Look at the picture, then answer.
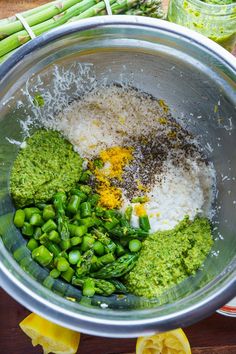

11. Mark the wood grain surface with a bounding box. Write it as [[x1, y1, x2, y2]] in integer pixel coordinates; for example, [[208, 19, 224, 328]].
[[1, 288, 236, 354], [0, 0, 48, 19], [0, 1, 236, 354]]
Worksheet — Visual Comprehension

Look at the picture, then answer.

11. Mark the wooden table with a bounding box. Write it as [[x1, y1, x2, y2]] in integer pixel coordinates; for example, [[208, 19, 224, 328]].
[[1, 288, 236, 354], [1, 2, 236, 354]]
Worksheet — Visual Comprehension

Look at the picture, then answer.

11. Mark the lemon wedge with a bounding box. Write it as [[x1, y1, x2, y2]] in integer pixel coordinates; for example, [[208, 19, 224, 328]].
[[19, 313, 80, 354], [136, 328, 191, 354]]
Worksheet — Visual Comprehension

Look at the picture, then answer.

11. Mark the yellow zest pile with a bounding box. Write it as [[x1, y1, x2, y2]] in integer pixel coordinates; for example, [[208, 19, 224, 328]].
[[92, 146, 133, 209], [134, 204, 147, 217], [97, 184, 122, 209], [99, 146, 133, 179]]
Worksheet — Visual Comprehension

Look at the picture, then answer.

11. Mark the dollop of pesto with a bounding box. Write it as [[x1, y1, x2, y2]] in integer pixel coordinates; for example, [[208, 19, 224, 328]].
[[124, 217, 213, 298], [10, 130, 83, 208]]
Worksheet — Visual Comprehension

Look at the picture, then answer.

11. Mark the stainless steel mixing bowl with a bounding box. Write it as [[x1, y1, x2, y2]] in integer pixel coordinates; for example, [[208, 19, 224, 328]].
[[0, 16, 236, 337]]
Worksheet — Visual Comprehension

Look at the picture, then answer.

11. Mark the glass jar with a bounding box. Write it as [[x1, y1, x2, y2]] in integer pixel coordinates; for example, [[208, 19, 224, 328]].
[[167, 0, 236, 53]]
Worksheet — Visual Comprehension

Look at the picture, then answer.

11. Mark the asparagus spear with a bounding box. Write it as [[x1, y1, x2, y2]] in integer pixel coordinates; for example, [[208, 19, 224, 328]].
[[72, 277, 116, 296], [93, 229, 117, 254], [102, 0, 163, 16], [68, 0, 116, 22], [125, 0, 164, 18], [0, 0, 103, 57], [53, 192, 70, 240], [82, 278, 96, 296], [90, 253, 138, 279], [76, 249, 94, 277], [109, 279, 128, 293], [109, 225, 149, 240], [90, 253, 116, 272], [0, 0, 83, 39], [93, 278, 116, 296], [69, 0, 139, 21], [0, 0, 164, 59]]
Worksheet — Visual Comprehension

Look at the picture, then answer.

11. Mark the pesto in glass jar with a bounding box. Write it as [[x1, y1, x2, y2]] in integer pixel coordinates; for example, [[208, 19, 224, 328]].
[[167, 0, 236, 52]]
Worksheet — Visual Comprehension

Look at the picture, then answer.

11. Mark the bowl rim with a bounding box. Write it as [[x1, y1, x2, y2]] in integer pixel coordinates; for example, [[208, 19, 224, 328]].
[[1, 15, 236, 78], [0, 15, 236, 337]]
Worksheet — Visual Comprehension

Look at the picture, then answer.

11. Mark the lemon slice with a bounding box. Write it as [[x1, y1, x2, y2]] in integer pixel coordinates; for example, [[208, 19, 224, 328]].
[[19, 313, 80, 354], [136, 328, 191, 354]]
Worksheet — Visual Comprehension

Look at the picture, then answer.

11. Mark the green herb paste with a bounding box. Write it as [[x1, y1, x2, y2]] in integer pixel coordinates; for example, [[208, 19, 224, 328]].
[[124, 217, 213, 298], [202, 0, 234, 4], [168, 0, 236, 52], [10, 130, 83, 208]]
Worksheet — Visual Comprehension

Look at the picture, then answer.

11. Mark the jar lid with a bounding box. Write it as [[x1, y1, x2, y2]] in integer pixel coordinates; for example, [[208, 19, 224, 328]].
[[217, 297, 236, 317]]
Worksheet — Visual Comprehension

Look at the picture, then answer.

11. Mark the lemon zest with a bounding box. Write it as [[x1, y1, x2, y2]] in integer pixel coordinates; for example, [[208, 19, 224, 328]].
[[98, 184, 122, 209], [158, 117, 168, 125], [167, 130, 177, 139], [88, 144, 98, 149], [158, 99, 170, 114], [99, 146, 133, 179], [118, 116, 126, 125], [92, 119, 101, 127], [136, 179, 149, 192], [66, 297, 76, 302], [91, 146, 133, 209], [134, 204, 147, 217]]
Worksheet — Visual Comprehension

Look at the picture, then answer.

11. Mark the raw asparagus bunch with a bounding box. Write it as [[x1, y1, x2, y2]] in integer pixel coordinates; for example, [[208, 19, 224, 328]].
[[125, 0, 164, 18], [0, 0, 165, 62]]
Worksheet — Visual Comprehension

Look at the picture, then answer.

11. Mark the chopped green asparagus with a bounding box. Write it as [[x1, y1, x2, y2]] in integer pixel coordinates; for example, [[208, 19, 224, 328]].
[[54, 192, 70, 240], [91, 253, 139, 279]]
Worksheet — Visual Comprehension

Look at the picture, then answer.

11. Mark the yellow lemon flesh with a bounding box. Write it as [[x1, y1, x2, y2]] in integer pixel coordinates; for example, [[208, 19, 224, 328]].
[[19, 313, 80, 354], [136, 328, 192, 354]]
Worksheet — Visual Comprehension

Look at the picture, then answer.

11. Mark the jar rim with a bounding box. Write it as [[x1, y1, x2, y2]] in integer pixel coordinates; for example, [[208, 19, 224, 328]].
[[185, 0, 236, 9]]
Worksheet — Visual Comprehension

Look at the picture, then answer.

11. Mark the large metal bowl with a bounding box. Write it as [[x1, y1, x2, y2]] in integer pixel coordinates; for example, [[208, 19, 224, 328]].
[[0, 16, 236, 337]]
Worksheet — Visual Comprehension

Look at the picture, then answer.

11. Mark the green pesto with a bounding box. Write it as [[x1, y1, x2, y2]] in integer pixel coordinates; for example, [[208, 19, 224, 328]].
[[202, 0, 235, 4], [168, 0, 236, 51], [10, 130, 83, 208], [124, 217, 213, 298]]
